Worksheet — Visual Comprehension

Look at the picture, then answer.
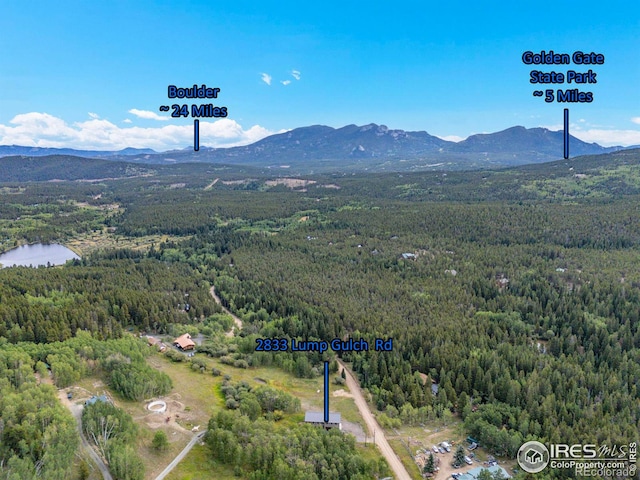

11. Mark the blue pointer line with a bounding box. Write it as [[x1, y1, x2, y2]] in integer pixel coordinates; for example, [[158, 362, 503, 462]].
[[194, 119, 200, 152], [324, 361, 329, 423], [563, 109, 569, 159]]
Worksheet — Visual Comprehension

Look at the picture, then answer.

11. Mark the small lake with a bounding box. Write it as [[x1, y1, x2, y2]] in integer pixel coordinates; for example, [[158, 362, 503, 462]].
[[0, 243, 80, 268]]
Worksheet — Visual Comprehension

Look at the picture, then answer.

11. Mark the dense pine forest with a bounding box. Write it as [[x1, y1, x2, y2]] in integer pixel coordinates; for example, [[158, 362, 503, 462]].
[[1, 150, 639, 479]]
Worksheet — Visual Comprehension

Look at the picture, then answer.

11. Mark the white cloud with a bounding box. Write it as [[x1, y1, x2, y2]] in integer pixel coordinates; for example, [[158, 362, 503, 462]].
[[631, 117, 640, 125], [128, 109, 170, 121], [541, 124, 564, 131], [88, 112, 100, 119], [436, 135, 464, 142], [541, 122, 640, 146], [281, 80, 291, 86], [122, 118, 132, 124], [291, 70, 301, 80], [0, 112, 278, 151], [570, 128, 640, 147], [260, 73, 272, 85]]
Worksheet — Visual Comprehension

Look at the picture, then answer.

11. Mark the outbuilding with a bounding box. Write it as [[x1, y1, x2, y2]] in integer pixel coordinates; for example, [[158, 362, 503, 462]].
[[457, 465, 511, 479], [85, 394, 109, 406], [304, 411, 342, 430]]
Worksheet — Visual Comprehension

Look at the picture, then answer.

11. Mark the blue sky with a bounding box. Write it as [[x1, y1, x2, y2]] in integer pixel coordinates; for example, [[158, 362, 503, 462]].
[[1, 0, 638, 151]]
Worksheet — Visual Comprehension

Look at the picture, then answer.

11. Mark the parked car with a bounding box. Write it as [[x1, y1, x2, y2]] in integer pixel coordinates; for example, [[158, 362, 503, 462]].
[[432, 446, 439, 453], [67, 392, 73, 399], [439, 447, 446, 454], [464, 456, 473, 465]]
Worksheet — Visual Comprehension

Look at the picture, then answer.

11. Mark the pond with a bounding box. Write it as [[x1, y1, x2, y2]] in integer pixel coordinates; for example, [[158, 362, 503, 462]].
[[0, 243, 80, 268]]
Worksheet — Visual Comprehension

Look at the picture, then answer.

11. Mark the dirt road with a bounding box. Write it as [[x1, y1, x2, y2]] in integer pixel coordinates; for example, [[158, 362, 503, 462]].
[[209, 285, 243, 336], [337, 360, 413, 480], [204, 178, 219, 190], [155, 430, 207, 480], [58, 390, 113, 480]]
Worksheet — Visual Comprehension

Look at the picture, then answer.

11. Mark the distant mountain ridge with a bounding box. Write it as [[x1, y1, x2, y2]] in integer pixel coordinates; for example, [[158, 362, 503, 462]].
[[203, 123, 451, 163], [2, 147, 640, 183], [451, 126, 615, 157], [0, 155, 156, 182], [0, 145, 157, 158], [1, 124, 630, 172]]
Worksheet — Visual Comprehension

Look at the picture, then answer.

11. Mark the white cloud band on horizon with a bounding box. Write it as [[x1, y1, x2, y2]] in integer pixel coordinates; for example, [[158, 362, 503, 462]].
[[128, 109, 170, 121], [2, 112, 638, 152], [542, 122, 640, 147], [436, 134, 464, 143], [570, 128, 640, 147], [0, 112, 279, 151]]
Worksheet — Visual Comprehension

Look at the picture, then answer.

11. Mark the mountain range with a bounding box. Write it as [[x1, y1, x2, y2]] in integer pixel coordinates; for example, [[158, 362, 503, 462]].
[[1, 124, 632, 173], [0, 145, 156, 158]]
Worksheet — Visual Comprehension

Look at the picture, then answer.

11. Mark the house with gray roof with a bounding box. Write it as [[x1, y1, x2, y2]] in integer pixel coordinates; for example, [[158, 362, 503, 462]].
[[304, 411, 342, 430]]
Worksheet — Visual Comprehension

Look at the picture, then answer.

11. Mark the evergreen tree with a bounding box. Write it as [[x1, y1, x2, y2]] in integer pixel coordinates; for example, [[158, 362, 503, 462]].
[[151, 430, 169, 451], [453, 445, 466, 467], [477, 469, 493, 480], [423, 453, 435, 475]]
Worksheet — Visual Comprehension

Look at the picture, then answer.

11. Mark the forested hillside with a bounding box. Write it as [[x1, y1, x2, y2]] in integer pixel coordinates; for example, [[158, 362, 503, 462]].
[[0, 257, 219, 342], [1, 150, 639, 478], [194, 202, 639, 452]]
